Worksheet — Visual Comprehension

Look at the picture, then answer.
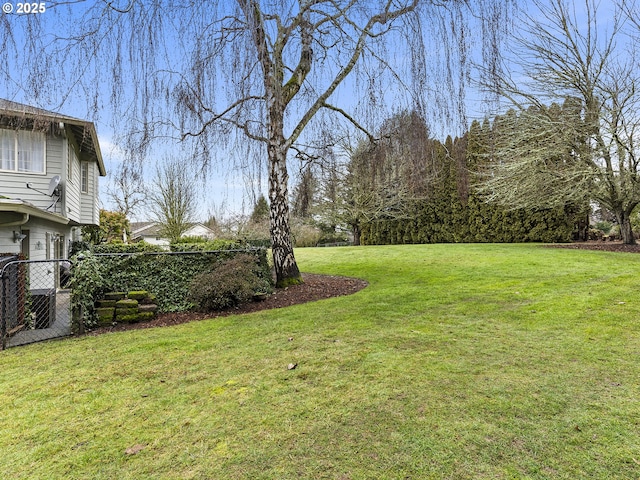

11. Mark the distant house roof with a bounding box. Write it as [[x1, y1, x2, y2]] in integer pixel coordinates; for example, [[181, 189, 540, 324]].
[[0, 99, 106, 176], [130, 222, 163, 239], [130, 222, 216, 241]]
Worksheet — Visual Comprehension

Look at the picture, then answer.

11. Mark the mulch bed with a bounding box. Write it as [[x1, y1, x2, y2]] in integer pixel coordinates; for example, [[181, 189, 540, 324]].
[[85, 241, 640, 336], [86, 273, 368, 336], [544, 241, 640, 254]]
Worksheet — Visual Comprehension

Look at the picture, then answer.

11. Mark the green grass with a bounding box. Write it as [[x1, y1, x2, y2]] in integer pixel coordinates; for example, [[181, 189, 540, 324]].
[[1, 243, 640, 479]]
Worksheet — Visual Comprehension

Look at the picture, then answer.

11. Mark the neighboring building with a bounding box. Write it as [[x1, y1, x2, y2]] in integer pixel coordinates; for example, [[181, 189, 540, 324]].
[[130, 222, 216, 247], [0, 99, 106, 261]]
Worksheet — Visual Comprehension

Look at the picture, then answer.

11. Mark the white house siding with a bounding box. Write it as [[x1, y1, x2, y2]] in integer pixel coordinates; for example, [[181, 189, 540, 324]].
[[63, 140, 82, 224], [20, 221, 69, 262], [80, 161, 98, 225], [0, 134, 65, 214], [0, 233, 20, 255], [139, 235, 170, 247], [185, 224, 216, 239]]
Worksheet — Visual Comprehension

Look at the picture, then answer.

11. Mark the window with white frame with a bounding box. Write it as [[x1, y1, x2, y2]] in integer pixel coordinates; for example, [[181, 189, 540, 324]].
[[0, 129, 46, 174], [81, 162, 89, 193], [0, 129, 15, 171]]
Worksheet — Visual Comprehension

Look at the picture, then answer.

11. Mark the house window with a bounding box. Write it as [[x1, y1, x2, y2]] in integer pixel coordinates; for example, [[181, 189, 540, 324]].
[[0, 129, 46, 174], [81, 162, 89, 193], [0, 129, 15, 170]]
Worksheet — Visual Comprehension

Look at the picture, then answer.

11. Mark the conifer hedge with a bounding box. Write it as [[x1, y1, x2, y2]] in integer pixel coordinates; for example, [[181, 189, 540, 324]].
[[353, 116, 588, 245]]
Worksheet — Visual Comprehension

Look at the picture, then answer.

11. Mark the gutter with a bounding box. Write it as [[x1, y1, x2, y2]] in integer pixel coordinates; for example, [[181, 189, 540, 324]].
[[0, 212, 29, 227], [0, 200, 69, 226]]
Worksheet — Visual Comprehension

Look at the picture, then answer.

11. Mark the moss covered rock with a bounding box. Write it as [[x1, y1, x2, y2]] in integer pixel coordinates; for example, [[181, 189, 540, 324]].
[[96, 307, 115, 325], [128, 290, 149, 301], [96, 299, 117, 308], [115, 308, 140, 318], [115, 299, 139, 309]]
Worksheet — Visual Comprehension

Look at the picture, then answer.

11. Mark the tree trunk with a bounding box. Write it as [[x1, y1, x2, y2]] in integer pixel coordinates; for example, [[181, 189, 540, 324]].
[[352, 222, 361, 246], [617, 209, 636, 245], [268, 142, 303, 288]]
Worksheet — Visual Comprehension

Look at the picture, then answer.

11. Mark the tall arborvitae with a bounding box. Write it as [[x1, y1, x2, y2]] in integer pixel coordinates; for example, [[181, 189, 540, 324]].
[[356, 110, 587, 245]]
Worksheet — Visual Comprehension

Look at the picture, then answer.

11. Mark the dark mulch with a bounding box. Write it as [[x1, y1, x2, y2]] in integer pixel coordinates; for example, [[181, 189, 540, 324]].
[[86, 273, 368, 336], [545, 241, 640, 254], [86, 241, 639, 336]]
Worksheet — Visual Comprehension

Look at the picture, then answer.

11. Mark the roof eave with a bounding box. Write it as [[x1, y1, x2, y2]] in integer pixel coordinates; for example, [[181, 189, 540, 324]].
[[0, 200, 70, 226]]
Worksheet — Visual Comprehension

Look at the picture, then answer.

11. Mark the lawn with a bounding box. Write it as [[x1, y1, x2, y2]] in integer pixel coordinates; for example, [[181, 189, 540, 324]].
[[1, 243, 639, 479]]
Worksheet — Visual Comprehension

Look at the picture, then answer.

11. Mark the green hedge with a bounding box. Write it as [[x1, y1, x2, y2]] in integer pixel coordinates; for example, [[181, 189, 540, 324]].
[[71, 247, 272, 328], [92, 242, 165, 254], [361, 197, 584, 245], [170, 239, 244, 252]]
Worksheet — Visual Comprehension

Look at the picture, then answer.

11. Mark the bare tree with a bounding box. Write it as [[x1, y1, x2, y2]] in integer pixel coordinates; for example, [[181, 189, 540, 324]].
[[148, 157, 199, 243], [336, 110, 442, 244], [480, 0, 640, 244], [106, 161, 147, 220], [3, 0, 514, 285]]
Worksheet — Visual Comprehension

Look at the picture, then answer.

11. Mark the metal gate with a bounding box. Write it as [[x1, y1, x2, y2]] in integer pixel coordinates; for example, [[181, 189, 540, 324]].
[[0, 259, 73, 349]]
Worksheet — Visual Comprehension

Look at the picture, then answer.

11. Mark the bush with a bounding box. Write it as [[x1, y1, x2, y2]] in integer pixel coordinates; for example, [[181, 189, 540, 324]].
[[69, 251, 106, 329], [594, 221, 613, 235], [188, 254, 273, 312], [170, 239, 243, 252], [291, 222, 322, 247], [93, 242, 165, 254]]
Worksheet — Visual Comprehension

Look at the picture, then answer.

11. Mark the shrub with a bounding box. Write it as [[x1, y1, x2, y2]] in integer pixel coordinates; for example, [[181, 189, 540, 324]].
[[69, 251, 106, 329], [170, 239, 243, 252], [188, 254, 273, 312], [93, 242, 164, 254], [177, 235, 208, 243], [594, 221, 613, 235], [291, 222, 322, 247]]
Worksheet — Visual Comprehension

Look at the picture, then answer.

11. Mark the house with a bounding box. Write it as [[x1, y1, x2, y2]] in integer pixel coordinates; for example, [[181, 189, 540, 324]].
[[0, 99, 106, 261], [130, 222, 216, 247]]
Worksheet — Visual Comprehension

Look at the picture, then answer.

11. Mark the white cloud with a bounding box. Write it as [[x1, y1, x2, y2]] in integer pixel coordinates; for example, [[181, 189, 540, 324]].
[[98, 135, 128, 167]]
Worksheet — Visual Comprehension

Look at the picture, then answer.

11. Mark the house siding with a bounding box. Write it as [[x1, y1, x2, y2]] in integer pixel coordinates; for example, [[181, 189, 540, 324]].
[[63, 139, 82, 224], [0, 134, 64, 213], [80, 161, 98, 225], [0, 102, 105, 258], [0, 127, 100, 227], [0, 220, 69, 261], [0, 233, 19, 255]]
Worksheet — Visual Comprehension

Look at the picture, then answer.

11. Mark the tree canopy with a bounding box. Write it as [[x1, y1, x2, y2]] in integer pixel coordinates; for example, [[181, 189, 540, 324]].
[[2, 0, 515, 282], [479, 0, 640, 244]]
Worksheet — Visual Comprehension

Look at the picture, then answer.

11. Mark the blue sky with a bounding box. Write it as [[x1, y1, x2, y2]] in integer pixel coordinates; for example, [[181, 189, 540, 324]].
[[0, 0, 622, 221]]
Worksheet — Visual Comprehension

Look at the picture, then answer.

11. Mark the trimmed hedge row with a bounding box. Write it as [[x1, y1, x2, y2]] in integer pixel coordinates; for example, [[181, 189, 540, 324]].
[[361, 196, 585, 245], [71, 244, 272, 328]]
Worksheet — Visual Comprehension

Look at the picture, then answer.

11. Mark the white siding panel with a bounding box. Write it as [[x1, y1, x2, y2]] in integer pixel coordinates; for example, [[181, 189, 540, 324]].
[[80, 161, 99, 225], [0, 229, 20, 255], [64, 142, 82, 223], [0, 220, 70, 262], [0, 136, 65, 214], [1, 127, 101, 227]]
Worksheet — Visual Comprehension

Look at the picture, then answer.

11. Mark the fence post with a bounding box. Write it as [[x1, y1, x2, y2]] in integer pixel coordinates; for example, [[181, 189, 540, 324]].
[[73, 305, 84, 335]]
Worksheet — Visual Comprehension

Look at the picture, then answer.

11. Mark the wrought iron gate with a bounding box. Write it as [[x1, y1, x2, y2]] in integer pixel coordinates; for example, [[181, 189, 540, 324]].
[[0, 258, 73, 349]]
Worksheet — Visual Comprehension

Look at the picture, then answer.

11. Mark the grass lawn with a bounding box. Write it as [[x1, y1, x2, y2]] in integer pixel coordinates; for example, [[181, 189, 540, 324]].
[[1, 243, 639, 479]]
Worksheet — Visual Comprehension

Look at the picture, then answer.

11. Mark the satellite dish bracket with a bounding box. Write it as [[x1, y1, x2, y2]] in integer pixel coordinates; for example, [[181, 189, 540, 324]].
[[26, 175, 62, 212]]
